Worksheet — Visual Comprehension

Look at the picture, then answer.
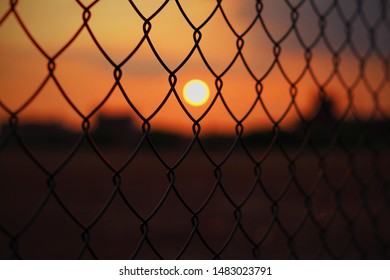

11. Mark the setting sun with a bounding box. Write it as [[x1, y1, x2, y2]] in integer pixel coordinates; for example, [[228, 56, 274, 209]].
[[183, 79, 210, 107]]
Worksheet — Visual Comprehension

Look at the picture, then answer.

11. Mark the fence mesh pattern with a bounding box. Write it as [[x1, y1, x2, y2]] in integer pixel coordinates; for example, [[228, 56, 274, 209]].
[[1, 0, 390, 259]]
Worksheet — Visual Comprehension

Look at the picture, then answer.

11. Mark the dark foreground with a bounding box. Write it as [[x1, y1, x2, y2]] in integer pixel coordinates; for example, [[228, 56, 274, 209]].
[[1, 143, 389, 259]]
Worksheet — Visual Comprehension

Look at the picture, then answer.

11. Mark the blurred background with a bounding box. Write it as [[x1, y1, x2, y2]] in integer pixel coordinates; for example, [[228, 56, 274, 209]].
[[0, 0, 389, 259]]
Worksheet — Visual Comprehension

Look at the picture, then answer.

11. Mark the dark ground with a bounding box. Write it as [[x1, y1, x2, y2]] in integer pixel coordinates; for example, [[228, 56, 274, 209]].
[[1, 138, 389, 259]]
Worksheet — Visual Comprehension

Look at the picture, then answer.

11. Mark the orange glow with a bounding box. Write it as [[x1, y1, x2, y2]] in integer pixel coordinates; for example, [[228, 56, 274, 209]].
[[0, 1, 388, 136]]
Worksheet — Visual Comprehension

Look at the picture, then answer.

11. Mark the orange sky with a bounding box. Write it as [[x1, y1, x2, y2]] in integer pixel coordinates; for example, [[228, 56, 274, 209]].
[[0, 0, 389, 135]]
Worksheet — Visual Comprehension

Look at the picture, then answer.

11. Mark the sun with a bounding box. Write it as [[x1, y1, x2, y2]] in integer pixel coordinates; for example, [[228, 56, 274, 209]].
[[183, 79, 210, 107]]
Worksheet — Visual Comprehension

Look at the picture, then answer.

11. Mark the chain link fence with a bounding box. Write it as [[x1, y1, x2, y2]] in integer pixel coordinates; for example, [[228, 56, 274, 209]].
[[0, 0, 389, 259]]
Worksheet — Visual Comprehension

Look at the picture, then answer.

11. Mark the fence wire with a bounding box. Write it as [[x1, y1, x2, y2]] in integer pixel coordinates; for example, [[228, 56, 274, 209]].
[[0, 0, 390, 259]]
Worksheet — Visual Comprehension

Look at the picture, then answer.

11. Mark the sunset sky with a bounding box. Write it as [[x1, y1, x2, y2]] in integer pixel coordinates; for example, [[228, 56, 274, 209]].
[[0, 0, 389, 135]]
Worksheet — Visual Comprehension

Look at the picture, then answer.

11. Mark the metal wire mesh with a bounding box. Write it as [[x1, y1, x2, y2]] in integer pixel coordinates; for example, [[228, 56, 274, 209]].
[[0, 0, 389, 259]]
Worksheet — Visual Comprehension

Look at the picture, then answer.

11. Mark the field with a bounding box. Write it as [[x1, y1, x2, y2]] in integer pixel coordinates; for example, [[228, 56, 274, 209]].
[[1, 142, 389, 259]]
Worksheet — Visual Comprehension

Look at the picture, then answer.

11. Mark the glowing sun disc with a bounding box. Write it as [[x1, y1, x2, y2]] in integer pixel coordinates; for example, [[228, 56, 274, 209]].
[[183, 79, 210, 106]]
